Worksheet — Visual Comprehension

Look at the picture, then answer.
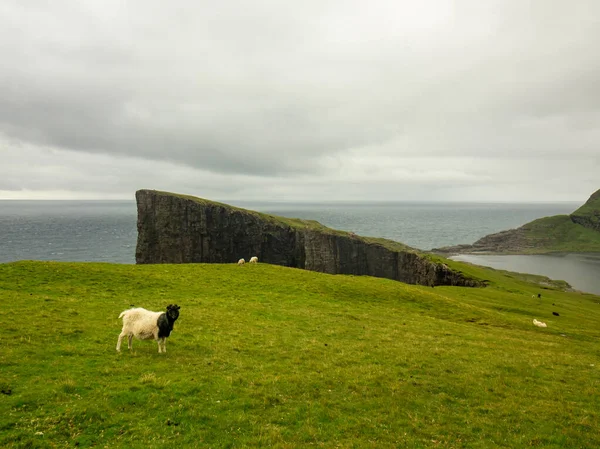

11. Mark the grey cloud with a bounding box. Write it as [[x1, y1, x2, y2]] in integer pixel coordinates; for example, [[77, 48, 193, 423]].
[[0, 0, 599, 200]]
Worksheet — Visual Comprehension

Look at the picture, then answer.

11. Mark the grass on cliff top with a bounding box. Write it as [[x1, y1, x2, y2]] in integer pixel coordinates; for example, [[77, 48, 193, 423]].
[[442, 214, 600, 255], [571, 188, 600, 218], [150, 189, 417, 252], [512, 189, 600, 254], [1, 260, 599, 448], [518, 215, 600, 253], [150, 189, 337, 232], [570, 188, 600, 230]]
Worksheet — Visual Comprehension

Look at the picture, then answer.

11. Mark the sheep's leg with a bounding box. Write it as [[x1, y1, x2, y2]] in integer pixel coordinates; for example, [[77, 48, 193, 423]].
[[157, 338, 166, 353], [128, 335, 133, 350], [116, 332, 126, 351]]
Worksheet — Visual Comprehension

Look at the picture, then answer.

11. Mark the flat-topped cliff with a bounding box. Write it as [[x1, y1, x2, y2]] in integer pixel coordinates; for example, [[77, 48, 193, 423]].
[[135, 190, 482, 287]]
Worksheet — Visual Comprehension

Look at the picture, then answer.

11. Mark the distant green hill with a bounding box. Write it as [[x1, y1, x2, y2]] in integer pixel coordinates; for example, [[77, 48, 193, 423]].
[[434, 188, 600, 254], [570, 188, 600, 232]]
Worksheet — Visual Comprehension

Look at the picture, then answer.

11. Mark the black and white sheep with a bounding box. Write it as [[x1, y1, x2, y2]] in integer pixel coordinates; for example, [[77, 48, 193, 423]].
[[116, 304, 180, 353]]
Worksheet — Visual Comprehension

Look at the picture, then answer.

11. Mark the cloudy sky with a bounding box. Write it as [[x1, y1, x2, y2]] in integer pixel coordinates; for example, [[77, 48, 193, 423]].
[[1, 1, 598, 202]]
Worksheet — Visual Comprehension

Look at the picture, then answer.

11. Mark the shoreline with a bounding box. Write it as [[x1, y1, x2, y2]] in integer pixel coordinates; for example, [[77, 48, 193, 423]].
[[450, 253, 600, 296]]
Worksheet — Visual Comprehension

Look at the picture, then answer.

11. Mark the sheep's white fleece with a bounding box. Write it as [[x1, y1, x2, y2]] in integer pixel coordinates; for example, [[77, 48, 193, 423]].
[[119, 308, 162, 340], [249, 256, 258, 263], [533, 319, 547, 328]]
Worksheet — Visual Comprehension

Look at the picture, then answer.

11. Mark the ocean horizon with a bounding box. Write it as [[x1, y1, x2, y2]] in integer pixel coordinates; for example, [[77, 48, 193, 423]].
[[2, 199, 599, 295]]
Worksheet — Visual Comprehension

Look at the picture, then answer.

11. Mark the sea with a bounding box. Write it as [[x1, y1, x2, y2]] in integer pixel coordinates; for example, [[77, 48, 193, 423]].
[[1, 200, 599, 295]]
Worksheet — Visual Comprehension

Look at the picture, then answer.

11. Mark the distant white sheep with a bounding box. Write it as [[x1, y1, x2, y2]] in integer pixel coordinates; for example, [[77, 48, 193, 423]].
[[249, 256, 258, 264], [116, 304, 180, 353], [238, 258, 245, 265], [533, 319, 547, 328]]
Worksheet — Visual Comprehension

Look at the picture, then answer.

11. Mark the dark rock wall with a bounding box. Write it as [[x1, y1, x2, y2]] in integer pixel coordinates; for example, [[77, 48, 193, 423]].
[[570, 188, 600, 232], [136, 190, 481, 287], [570, 189, 600, 232], [570, 215, 600, 232]]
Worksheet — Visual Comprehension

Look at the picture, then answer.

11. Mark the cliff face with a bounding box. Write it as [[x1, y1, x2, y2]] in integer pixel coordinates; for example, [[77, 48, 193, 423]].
[[136, 190, 482, 287], [570, 188, 600, 232]]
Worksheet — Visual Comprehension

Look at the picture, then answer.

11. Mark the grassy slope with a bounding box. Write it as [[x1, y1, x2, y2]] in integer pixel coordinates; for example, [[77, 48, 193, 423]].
[[1, 261, 599, 448], [513, 189, 600, 253], [433, 189, 600, 254], [520, 188, 600, 253], [570, 188, 600, 229], [519, 215, 600, 253]]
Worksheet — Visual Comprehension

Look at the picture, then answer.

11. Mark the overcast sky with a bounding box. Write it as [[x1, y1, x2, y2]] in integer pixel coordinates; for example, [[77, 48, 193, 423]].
[[1, 1, 598, 202]]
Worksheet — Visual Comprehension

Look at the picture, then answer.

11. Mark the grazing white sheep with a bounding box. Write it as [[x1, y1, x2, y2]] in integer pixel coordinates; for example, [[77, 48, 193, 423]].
[[238, 258, 245, 265], [533, 319, 547, 328], [249, 256, 258, 264], [116, 304, 180, 353]]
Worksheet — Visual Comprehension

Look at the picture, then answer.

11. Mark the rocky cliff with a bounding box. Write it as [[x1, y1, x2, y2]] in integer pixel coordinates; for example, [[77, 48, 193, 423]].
[[135, 190, 482, 287], [433, 188, 600, 254], [570, 188, 600, 232]]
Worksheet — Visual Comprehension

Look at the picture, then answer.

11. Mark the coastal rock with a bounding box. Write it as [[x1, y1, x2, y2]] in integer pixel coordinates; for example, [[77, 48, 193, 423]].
[[570, 188, 600, 232], [135, 190, 482, 287], [432, 228, 529, 254], [433, 188, 600, 255]]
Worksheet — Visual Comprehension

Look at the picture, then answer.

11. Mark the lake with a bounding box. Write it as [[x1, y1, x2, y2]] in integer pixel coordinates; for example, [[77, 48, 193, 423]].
[[451, 253, 600, 295]]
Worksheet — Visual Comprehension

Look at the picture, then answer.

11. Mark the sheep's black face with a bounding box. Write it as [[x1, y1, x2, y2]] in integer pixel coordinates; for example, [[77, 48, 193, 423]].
[[166, 304, 180, 321]]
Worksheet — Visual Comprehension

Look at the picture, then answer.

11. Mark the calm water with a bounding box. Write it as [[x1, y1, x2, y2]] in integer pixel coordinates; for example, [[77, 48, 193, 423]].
[[452, 253, 600, 295], [1, 199, 598, 294]]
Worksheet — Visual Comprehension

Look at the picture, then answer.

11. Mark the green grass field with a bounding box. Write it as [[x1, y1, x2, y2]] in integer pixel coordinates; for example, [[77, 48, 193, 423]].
[[1, 261, 599, 448]]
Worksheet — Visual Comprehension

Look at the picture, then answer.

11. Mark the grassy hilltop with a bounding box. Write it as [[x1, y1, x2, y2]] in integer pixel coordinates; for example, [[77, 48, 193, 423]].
[[434, 188, 600, 254], [1, 261, 599, 448]]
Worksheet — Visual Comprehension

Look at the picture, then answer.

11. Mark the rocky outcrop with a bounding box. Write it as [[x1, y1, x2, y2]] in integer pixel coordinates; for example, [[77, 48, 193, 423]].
[[570, 188, 600, 232], [135, 190, 482, 287], [433, 188, 600, 255], [432, 228, 529, 254]]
